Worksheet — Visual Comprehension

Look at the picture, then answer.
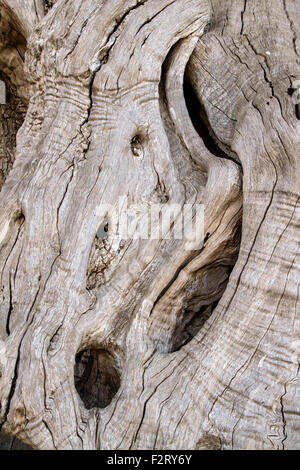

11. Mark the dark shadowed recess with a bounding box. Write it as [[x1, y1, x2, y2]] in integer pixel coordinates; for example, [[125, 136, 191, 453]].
[[183, 77, 240, 165], [155, 50, 242, 353], [74, 349, 121, 410], [0, 74, 26, 191], [0, 432, 32, 450], [44, 0, 55, 12]]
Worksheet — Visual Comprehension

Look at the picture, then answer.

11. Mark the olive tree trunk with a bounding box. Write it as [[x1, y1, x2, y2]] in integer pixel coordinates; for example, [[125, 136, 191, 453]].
[[0, 0, 299, 450]]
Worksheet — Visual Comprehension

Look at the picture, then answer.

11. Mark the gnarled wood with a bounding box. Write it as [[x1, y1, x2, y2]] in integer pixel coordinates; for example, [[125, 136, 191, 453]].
[[0, 0, 299, 450]]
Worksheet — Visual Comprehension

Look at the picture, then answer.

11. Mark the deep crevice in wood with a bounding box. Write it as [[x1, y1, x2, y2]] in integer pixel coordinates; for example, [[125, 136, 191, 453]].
[[169, 264, 236, 353], [183, 76, 240, 166], [44, 0, 55, 12], [0, 74, 26, 191], [74, 348, 121, 410], [0, 431, 32, 450]]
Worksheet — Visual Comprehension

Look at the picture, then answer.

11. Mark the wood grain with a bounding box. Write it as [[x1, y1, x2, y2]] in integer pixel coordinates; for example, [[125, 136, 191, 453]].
[[0, 0, 299, 450]]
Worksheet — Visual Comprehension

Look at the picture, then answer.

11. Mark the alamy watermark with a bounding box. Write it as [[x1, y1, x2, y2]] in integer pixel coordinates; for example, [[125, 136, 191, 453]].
[[0, 339, 7, 372], [291, 80, 300, 105], [96, 197, 204, 251]]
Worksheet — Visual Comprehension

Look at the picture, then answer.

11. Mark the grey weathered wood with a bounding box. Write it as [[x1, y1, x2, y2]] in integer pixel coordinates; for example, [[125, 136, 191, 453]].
[[0, 0, 299, 450]]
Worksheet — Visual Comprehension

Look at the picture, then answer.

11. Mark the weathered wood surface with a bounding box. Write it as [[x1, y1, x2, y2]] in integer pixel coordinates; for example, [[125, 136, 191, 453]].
[[0, 0, 299, 450]]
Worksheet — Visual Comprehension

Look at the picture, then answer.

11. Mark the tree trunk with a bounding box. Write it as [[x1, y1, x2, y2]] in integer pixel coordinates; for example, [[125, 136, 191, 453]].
[[0, 0, 299, 450]]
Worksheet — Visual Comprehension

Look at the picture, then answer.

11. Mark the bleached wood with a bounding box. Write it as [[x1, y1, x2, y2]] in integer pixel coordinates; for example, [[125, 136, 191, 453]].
[[0, 0, 299, 450]]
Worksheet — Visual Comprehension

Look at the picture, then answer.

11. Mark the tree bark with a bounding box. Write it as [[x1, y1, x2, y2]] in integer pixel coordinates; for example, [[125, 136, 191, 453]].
[[0, 0, 299, 450]]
